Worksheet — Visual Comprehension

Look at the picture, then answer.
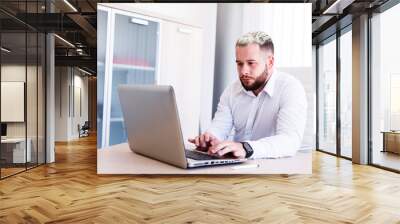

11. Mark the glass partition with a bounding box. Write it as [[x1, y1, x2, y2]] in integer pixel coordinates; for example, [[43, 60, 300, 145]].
[[339, 28, 352, 158], [97, 8, 160, 148], [1, 31, 28, 177], [97, 9, 107, 148], [317, 36, 337, 155], [371, 3, 400, 171], [0, 1, 46, 179], [27, 31, 38, 169], [109, 13, 158, 146]]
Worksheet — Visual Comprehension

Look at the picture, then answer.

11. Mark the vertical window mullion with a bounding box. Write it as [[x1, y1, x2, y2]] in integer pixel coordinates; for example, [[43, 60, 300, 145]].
[[336, 29, 341, 157], [316, 45, 319, 150], [367, 11, 373, 165], [36, 0, 39, 167], [25, 0, 28, 171]]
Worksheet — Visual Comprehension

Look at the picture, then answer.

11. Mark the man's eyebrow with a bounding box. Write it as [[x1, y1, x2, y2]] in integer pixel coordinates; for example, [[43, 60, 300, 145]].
[[235, 59, 257, 63]]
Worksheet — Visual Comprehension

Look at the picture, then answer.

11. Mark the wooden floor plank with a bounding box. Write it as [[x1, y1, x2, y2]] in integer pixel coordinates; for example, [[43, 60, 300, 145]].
[[0, 134, 400, 223]]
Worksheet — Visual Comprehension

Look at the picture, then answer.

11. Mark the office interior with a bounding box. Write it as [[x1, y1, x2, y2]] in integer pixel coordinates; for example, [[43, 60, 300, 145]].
[[0, 0, 97, 179], [1, 0, 400, 222]]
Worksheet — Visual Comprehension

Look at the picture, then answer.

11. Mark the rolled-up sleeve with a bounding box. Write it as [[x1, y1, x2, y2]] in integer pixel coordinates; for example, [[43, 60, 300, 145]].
[[247, 80, 308, 159]]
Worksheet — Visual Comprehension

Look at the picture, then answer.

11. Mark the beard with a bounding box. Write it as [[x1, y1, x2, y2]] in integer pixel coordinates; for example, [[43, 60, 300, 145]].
[[240, 68, 268, 91]]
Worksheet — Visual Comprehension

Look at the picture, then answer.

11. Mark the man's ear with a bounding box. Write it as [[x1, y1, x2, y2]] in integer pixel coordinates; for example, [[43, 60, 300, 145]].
[[268, 55, 274, 70]]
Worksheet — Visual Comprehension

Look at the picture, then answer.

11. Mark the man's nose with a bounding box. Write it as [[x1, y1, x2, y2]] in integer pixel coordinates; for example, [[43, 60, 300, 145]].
[[239, 65, 250, 76]]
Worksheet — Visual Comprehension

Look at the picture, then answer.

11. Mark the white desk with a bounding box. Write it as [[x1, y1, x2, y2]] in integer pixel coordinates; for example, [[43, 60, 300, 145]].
[[97, 143, 312, 175], [1, 138, 31, 163]]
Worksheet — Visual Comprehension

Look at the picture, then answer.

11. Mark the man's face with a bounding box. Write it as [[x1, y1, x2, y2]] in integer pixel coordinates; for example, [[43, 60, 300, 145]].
[[235, 44, 273, 91]]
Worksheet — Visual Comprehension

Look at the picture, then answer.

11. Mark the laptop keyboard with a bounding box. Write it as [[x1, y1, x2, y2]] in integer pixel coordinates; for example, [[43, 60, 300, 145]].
[[185, 150, 220, 160]]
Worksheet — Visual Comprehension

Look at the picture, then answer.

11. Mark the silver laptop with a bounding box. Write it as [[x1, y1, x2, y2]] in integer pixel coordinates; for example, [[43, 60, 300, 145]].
[[118, 85, 246, 169]]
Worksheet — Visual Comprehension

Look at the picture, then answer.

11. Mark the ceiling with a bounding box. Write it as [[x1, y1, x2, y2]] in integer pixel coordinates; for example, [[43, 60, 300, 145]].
[[0, 0, 395, 75]]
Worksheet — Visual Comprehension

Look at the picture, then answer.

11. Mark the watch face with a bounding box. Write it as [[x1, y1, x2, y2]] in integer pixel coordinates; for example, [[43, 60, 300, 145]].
[[242, 142, 253, 158], [244, 142, 252, 151]]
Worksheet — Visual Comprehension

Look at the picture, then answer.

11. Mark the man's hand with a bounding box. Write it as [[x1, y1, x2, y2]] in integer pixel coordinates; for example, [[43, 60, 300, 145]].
[[208, 141, 246, 159], [188, 132, 220, 151]]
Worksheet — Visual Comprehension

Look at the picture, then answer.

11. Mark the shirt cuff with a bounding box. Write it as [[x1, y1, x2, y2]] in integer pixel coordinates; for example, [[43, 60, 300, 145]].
[[246, 140, 268, 159]]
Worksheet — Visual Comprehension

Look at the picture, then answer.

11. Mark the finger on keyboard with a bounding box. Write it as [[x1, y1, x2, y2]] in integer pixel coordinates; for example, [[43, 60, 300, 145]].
[[195, 146, 207, 152]]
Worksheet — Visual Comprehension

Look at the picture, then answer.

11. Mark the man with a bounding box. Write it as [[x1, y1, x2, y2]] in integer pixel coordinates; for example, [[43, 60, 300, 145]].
[[189, 31, 307, 159]]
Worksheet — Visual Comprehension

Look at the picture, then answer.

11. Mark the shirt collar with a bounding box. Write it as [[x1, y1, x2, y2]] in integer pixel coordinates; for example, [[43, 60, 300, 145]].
[[241, 68, 277, 97], [263, 68, 277, 97]]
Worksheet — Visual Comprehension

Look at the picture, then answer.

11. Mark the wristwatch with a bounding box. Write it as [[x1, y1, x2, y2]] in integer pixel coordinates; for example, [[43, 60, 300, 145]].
[[241, 142, 254, 158]]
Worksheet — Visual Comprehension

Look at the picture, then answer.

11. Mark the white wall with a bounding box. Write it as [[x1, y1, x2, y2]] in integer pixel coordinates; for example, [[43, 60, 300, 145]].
[[100, 3, 218, 133], [55, 67, 69, 141], [1, 64, 46, 163], [1, 65, 26, 140], [72, 73, 89, 138], [1, 65, 26, 81], [1, 65, 36, 138], [242, 3, 312, 68], [55, 67, 89, 141]]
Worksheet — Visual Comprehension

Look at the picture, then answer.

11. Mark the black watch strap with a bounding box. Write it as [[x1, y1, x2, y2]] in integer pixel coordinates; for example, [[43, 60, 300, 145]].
[[241, 142, 254, 158]]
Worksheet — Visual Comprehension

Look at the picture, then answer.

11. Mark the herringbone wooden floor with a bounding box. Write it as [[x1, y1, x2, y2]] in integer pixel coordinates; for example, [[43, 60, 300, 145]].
[[1, 134, 400, 223]]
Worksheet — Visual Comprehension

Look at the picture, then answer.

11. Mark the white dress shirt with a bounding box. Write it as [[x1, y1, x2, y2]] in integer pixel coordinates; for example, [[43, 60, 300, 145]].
[[207, 69, 307, 159]]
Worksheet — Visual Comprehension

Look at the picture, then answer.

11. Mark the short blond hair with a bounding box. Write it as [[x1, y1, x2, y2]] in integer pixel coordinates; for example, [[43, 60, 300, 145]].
[[236, 31, 274, 54]]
